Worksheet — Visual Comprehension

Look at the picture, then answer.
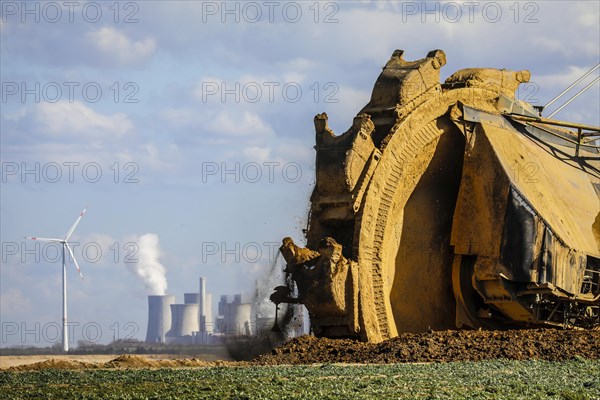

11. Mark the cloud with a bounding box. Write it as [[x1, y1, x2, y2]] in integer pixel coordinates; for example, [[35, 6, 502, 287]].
[[273, 142, 314, 164], [34, 101, 133, 139], [534, 65, 599, 90], [322, 85, 371, 134], [276, 57, 318, 72], [282, 71, 306, 85], [576, 2, 600, 28], [114, 142, 182, 172], [193, 77, 224, 101], [87, 27, 156, 66], [76, 233, 116, 266], [242, 146, 271, 162], [527, 4, 599, 59], [2, 107, 27, 122], [2, 102, 184, 176], [0, 288, 32, 315], [161, 107, 204, 128], [207, 111, 275, 139]]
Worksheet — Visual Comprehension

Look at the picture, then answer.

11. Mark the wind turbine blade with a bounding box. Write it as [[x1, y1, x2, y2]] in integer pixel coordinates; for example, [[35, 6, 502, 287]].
[[64, 208, 87, 241], [65, 243, 84, 279], [25, 237, 63, 242]]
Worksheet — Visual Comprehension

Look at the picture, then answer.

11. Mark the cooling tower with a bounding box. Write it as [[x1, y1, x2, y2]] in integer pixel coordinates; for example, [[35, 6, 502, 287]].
[[145, 295, 175, 343], [166, 303, 199, 338], [184, 293, 200, 304], [222, 302, 252, 335]]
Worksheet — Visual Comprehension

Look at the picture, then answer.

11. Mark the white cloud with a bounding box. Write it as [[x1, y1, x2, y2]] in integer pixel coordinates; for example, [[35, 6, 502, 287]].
[[323, 85, 372, 134], [0, 288, 32, 315], [161, 107, 198, 126], [77, 233, 116, 266], [193, 76, 225, 101], [531, 36, 569, 55], [114, 142, 182, 172], [534, 66, 599, 90], [527, 4, 599, 59], [87, 27, 156, 66], [3, 107, 27, 121], [243, 146, 271, 162], [3, 102, 184, 175], [207, 111, 275, 139], [274, 142, 314, 164], [282, 71, 305, 85], [276, 58, 318, 72], [277, 57, 318, 84], [193, 72, 311, 103], [34, 101, 133, 139], [576, 2, 600, 27]]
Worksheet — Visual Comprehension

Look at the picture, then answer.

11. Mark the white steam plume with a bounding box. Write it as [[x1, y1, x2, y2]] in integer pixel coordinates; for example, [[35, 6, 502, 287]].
[[127, 233, 167, 295]]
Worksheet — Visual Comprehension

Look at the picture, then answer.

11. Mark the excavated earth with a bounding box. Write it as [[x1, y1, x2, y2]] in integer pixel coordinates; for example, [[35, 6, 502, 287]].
[[6, 354, 219, 371], [5, 329, 600, 370], [255, 329, 600, 365]]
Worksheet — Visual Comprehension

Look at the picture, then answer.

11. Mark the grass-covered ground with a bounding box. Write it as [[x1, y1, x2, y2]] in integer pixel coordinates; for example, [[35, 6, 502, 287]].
[[1, 359, 598, 399]]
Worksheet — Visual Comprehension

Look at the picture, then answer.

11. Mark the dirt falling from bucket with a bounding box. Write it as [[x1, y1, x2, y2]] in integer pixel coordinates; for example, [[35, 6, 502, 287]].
[[225, 250, 297, 360]]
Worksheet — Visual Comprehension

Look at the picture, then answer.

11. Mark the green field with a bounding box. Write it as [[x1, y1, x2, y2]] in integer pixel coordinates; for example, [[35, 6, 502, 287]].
[[1, 360, 598, 399]]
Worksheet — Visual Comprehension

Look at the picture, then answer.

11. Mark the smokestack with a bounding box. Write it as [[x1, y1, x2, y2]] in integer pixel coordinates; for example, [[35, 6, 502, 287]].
[[146, 295, 175, 343], [199, 277, 206, 333], [202, 293, 213, 334]]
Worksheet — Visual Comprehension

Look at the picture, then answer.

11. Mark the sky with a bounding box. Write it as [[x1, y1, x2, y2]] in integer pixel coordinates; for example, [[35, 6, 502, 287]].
[[1, 0, 599, 348]]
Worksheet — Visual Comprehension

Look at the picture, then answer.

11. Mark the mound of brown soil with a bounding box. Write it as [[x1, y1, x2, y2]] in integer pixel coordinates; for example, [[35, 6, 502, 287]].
[[103, 355, 227, 369], [5, 355, 235, 371], [255, 329, 600, 364], [104, 354, 156, 368], [169, 358, 212, 367], [8, 359, 96, 371]]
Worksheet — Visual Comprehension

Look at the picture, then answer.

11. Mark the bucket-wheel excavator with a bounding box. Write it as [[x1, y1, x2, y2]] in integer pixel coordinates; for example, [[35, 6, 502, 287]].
[[271, 50, 600, 342]]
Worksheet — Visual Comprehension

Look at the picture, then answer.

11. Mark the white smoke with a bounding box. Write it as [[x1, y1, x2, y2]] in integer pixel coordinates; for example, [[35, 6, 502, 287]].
[[127, 233, 167, 295]]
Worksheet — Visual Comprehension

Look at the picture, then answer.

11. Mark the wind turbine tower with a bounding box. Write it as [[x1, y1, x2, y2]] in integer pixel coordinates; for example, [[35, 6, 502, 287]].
[[26, 208, 87, 352]]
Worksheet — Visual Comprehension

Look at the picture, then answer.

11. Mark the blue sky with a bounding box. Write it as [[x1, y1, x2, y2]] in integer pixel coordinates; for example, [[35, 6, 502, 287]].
[[1, 1, 599, 347]]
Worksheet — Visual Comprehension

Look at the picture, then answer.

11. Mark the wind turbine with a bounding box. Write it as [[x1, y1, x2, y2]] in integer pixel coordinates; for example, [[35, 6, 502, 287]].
[[26, 208, 87, 352]]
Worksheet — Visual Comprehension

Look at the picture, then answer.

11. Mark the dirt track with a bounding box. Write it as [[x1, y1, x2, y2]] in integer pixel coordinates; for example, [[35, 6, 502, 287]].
[[3, 329, 599, 370]]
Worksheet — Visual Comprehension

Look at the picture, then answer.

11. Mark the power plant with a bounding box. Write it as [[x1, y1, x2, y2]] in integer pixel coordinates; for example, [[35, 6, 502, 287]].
[[145, 277, 255, 344]]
